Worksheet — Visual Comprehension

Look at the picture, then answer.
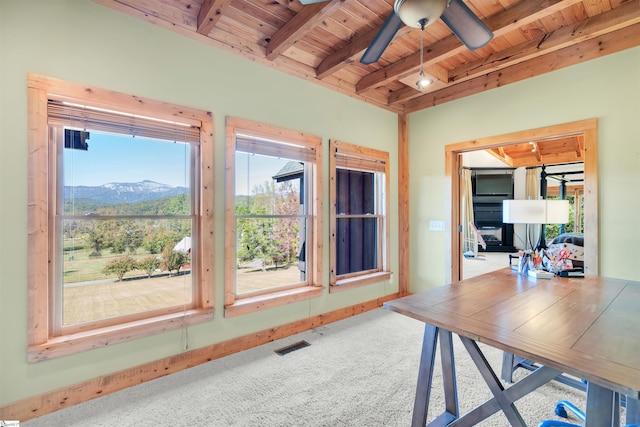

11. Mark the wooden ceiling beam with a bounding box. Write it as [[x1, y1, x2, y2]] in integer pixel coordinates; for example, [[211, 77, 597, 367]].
[[449, 0, 640, 85], [425, 64, 448, 83], [388, 86, 421, 105], [404, 23, 640, 112], [196, 0, 233, 36], [357, 0, 583, 94], [575, 135, 584, 158], [486, 147, 514, 167], [317, 26, 412, 80], [266, 0, 344, 61]]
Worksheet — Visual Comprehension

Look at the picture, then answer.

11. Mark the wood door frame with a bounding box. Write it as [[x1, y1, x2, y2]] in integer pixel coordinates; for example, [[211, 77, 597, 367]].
[[445, 119, 598, 283]]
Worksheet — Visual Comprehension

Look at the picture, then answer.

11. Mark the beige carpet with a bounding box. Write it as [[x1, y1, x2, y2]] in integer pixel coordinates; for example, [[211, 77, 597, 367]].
[[463, 251, 518, 280], [23, 309, 586, 426]]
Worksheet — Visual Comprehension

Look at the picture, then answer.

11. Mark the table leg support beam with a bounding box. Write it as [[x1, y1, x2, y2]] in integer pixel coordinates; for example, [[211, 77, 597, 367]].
[[459, 337, 527, 427]]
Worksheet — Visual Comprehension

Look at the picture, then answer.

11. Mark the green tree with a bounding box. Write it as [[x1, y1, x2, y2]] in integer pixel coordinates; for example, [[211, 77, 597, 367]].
[[164, 193, 190, 215], [138, 255, 160, 278], [119, 220, 144, 254], [236, 205, 272, 264], [272, 180, 300, 267], [545, 195, 577, 240], [160, 244, 187, 277], [85, 222, 108, 257], [142, 224, 181, 254], [235, 179, 302, 269], [111, 235, 127, 254], [102, 255, 137, 281]]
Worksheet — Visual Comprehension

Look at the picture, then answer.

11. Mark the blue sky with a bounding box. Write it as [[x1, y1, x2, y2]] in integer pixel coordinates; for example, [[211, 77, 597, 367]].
[[235, 152, 294, 197], [64, 132, 190, 187], [64, 131, 298, 195]]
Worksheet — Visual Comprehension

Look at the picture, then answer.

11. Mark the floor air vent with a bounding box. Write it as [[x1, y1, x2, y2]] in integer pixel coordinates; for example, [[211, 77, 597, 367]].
[[274, 340, 310, 356]]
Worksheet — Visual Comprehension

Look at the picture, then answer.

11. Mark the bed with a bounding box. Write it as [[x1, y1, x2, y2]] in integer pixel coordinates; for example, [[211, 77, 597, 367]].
[[546, 232, 584, 268]]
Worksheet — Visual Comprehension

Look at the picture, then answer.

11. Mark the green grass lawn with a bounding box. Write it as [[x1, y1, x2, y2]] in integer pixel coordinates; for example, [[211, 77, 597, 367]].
[[63, 247, 165, 283], [62, 267, 299, 326], [63, 273, 192, 325], [61, 244, 300, 326]]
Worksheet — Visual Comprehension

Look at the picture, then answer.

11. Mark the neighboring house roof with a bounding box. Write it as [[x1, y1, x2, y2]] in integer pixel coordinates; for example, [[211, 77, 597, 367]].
[[173, 236, 191, 253], [272, 161, 303, 182]]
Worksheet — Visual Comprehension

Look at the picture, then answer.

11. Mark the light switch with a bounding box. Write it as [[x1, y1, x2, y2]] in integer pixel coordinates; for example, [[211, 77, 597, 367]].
[[429, 220, 445, 231]]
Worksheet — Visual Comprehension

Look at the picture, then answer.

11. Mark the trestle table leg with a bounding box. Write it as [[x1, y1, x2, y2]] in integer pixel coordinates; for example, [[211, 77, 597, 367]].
[[412, 326, 460, 427], [412, 325, 439, 427], [584, 382, 615, 427]]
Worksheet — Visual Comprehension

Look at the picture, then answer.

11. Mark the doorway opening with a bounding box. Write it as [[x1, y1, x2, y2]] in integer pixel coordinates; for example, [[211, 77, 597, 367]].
[[445, 119, 598, 283]]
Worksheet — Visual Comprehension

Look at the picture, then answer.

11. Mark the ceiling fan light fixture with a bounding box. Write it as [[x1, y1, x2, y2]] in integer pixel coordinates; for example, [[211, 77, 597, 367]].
[[394, 0, 449, 28], [416, 72, 433, 89]]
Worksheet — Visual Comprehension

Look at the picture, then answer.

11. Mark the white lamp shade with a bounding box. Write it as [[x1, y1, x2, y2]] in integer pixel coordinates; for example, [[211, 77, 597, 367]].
[[503, 200, 546, 224], [545, 199, 570, 224], [503, 199, 569, 224]]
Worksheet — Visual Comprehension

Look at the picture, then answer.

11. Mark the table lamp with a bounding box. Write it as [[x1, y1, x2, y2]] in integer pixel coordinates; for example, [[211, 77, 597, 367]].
[[502, 199, 569, 252]]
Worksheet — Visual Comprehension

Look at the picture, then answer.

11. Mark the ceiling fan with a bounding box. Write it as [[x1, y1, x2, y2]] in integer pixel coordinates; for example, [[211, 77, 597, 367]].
[[300, 0, 494, 65]]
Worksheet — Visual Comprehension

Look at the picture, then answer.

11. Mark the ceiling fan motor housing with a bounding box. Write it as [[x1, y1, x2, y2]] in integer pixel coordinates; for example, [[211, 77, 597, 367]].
[[394, 0, 449, 28]]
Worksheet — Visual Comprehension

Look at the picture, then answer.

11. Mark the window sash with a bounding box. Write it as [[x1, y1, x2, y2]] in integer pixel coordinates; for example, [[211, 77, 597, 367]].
[[224, 117, 322, 313], [234, 146, 310, 298], [335, 214, 383, 277], [49, 122, 199, 335], [334, 170, 384, 277], [233, 164, 312, 297], [330, 140, 389, 287], [336, 168, 378, 215]]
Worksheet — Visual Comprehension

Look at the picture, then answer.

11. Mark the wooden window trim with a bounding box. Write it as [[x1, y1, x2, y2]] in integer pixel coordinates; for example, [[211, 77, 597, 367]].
[[27, 74, 215, 362], [329, 140, 391, 292], [224, 286, 324, 318], [330, 272, 392, 293], [224, 117, 323, 316]]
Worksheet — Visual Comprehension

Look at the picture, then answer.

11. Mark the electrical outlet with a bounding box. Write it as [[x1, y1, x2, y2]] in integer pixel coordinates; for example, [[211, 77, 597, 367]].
[[429, 220, 445, 231]]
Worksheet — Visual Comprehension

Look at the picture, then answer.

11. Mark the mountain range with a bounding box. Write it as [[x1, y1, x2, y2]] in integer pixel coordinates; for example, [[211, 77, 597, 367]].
[[64, 180, 188, 204]]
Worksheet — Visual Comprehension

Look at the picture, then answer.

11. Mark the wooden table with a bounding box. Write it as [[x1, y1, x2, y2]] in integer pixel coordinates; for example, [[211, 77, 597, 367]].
[[384, 268, 640, 427]]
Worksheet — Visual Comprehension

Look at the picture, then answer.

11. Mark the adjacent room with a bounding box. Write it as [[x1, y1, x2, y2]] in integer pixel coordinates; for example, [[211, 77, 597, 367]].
[[1, 0, 639, 425]]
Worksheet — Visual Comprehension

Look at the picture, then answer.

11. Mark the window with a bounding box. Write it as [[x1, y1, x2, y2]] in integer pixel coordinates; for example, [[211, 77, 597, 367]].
[[27, 75, 214, 361], [225, 117, 323, 317], [330, 140, 391, 291]]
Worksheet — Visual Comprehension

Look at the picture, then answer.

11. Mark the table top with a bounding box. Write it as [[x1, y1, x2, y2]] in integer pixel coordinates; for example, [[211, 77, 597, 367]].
[[384, 268, 640, 398]]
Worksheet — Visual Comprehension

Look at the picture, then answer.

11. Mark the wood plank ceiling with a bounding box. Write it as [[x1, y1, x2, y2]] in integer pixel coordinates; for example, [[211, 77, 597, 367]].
[[488, 136, 584, 167], [94, 0, 640, 116]]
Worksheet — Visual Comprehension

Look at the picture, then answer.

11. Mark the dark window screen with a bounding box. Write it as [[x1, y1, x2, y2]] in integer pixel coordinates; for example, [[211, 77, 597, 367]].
[[336, 169, 377, 275]]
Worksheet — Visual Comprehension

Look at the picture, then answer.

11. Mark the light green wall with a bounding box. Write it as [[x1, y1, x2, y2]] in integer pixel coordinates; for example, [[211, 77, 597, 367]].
[[2, 0, 639, 410], [0, 0, 399, 405], [408, 46, 640, 292]]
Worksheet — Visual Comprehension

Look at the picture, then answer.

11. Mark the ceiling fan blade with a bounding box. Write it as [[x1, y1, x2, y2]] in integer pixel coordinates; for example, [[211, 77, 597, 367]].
[[360, 12, 404, 65], [299, 0, 328, 4], [441, 0, 493, 51]]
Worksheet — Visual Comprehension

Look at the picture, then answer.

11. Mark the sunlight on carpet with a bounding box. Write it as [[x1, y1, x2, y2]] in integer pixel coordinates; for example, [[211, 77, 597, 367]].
[[23, 309, 586, 427]]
